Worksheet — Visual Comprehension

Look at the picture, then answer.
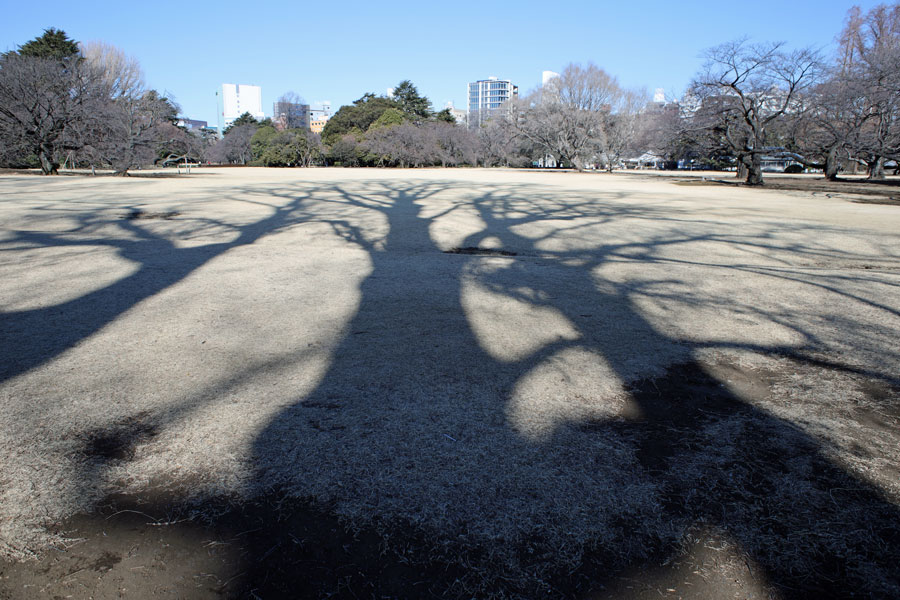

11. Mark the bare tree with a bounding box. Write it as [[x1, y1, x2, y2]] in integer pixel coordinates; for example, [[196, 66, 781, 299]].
[[253, 128, 322, 167], [836, 4, 900, 179], [208, 124, 258, 165], [327, 133, 362, 167], [632, 100, 685, 168], [600, 89, 648, 171], [432, 122, 477, 167], [92, 91, 182, 174], [0, 53, 99, 174], [689, 39, 820, 185], [362, 122, 439, 168], [476, 119, 522, 167], [79, 41, 143, 100], [273, 91, 309, 131], [786, 74, 870, 180], [510, 63, 642, 171], [76, 43, 182, 174]]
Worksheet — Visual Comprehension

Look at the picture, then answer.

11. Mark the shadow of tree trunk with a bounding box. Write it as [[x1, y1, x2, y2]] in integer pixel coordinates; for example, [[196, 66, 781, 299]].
[[240, 182, 900, 598]]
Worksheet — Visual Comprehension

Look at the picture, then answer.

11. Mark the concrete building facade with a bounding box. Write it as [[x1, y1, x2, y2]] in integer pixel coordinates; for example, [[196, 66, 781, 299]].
[[216, 83, 264, 135], [308, 102, 332, 134], [467, 77, 518, 128]]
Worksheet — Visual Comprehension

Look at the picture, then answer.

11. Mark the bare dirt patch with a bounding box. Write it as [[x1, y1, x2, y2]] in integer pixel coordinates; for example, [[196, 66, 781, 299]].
[[123, 209, 180, 220], [444, 246, 518, 256]]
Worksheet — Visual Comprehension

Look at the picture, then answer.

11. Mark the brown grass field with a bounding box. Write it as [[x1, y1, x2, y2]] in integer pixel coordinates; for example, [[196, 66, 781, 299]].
[[0, 168, 898, 598]]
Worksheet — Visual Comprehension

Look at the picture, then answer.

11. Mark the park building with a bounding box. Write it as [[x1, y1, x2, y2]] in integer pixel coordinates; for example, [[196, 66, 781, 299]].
[[467, 77, 518, 128], [216, 83, 264, 136]]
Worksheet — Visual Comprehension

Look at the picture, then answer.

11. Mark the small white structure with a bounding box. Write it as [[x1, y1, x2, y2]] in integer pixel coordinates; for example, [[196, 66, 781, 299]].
[[444, 101, 467, 126]]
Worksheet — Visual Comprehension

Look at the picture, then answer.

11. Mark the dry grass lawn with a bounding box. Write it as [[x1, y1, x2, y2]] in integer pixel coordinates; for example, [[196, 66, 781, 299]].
[[0, 168, 898, 598]]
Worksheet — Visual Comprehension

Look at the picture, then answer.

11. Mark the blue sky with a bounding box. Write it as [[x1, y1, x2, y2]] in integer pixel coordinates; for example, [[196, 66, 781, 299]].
[[2, 1, 884, 125]]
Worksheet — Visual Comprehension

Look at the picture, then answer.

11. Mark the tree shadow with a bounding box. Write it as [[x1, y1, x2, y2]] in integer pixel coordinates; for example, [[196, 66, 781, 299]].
[[0, 189, 313, 383], [241, 180, 900, 597], [2, 176, 899, 598]]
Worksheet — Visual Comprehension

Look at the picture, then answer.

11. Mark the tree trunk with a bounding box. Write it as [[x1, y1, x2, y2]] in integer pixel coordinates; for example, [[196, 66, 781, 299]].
[[824, 147, 840, 181], [867, 156, 885, 180], [39, 146, 59, 175], [745, 153, 763, 186], [737, 159, 747, 180]]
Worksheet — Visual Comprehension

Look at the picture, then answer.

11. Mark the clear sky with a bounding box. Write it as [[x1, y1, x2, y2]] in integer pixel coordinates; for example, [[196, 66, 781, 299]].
[[1, 1, 885, 125]]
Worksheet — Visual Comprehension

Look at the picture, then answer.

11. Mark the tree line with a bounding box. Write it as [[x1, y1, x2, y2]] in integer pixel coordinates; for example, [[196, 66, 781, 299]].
[[0, 29, 201, 175], [2, 4, 898, 185], [645, 3, 900, 184]]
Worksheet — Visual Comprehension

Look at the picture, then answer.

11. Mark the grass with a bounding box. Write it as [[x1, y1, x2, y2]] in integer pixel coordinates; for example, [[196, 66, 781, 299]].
[[0, 168, 898, 598]]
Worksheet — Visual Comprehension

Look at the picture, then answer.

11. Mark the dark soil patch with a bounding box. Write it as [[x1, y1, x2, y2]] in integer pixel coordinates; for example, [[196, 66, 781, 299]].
[[444, 246, 517, 256], [123, 209, 180, 220], [83, 413, 158, 462]]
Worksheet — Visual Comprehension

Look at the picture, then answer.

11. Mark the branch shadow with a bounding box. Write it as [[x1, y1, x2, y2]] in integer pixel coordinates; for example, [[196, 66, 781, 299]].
[[0, 189, 313, 383], [238, 180, 900, 597], [2, 176, 899, 598]]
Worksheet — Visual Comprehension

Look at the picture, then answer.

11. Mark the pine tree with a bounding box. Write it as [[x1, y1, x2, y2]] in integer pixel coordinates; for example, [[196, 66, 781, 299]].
[[392, 80, 432, 121], [12, 28, 80, 59]]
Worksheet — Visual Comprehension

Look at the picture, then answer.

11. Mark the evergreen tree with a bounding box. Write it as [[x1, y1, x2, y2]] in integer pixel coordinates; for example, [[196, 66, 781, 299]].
[[434, 108, 456, 123], [392, 80, 432, 120], [321, 94, 400, 144], [369, 108, 407, 130], [0, 28, 89, 174], [223, 112, 259, 135], [9, 28, 80, 59]]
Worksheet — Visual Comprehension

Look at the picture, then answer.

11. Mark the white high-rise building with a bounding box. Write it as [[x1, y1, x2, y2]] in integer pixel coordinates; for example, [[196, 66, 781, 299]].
[[467, 77, 518, 128], [216, 83, 264, 135]]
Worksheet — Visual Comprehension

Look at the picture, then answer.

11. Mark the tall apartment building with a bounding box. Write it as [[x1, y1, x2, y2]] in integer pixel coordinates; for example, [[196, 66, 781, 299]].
[[273, 101, 310, 130], [216, 83, 264, 135], [467, 77, 518, 128]]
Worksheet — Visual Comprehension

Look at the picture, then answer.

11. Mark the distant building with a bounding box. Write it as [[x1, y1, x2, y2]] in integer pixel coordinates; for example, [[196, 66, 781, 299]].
[[216, 83, 264, 136], [444, 102, 467, 126], [176, 118, 208, 131], [542, 70, 559, 88], [309, 102, 331, 121], [273, 101, 310, 130], [308, 102, 332, 134], [467, 77, 518, 128]]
